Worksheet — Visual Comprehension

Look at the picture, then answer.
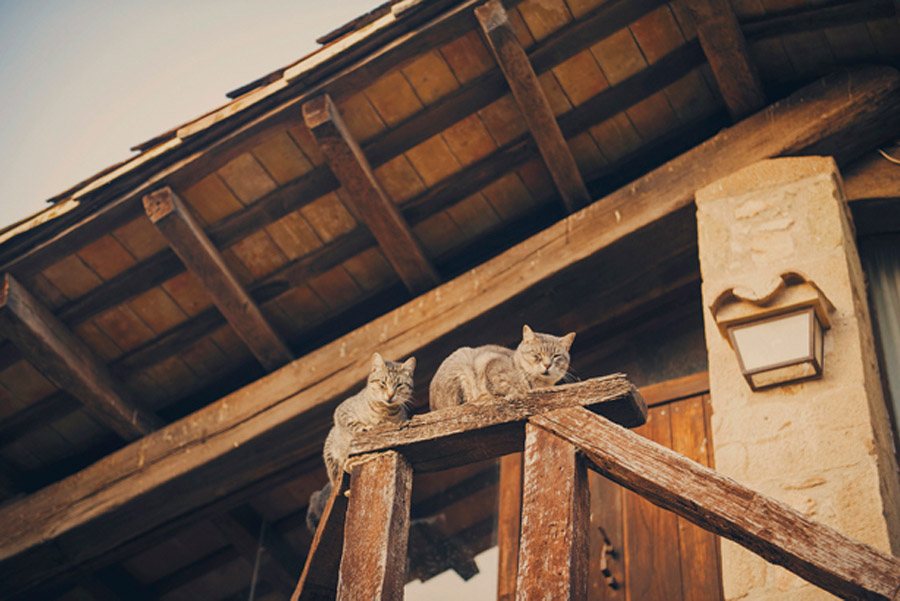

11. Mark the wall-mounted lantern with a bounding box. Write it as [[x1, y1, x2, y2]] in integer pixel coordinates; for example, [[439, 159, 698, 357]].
[[711, 273, 834, 391]]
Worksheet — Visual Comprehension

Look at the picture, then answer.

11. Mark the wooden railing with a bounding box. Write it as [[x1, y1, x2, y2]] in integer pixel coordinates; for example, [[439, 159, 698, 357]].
[[292, 375, 900, 601]]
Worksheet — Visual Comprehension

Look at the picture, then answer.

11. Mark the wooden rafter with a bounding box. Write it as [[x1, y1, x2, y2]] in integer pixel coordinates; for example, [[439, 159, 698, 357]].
[[476, 0, 589, 212], [533, 407, 900, 600], [684, 0, 766, 119], [303, 94, 440, 294], [143, 187, 293, 371], [0, 273, 162, 439], [1, 68, 898, 598]]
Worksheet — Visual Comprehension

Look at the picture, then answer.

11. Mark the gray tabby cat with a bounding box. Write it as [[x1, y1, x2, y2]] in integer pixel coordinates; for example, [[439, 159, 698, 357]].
[[429, 325, 575, 410], [306, 352, 416, 532]]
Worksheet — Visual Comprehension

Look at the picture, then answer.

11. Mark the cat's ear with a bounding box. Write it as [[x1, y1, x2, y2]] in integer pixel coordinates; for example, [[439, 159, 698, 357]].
[[401, 356, 416, 375], [371, 352, 386, 371], [561, 331, 576, 350], [522, 324, 535, 342]]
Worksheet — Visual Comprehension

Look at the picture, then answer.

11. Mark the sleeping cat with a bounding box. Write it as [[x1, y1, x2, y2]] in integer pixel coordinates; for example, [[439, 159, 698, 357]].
[[429, 325, 575, 410], [306, 352, 416, 532]]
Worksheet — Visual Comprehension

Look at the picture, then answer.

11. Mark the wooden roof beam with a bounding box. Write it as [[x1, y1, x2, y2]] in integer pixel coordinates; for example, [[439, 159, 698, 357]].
[[0, 273, 162, 439], [684, 0, 766, 119], [1, 68, 898, 599], [302, 94, 440, 294], [143, 187, 293, 371], [476, 0, 590, 213]]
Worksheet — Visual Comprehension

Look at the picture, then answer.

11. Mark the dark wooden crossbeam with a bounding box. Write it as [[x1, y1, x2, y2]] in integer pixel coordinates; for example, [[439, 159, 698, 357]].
[[533, 407, 900, 600], [303, 94, 440, 294], [350, 375, 645, 471], [684, 0, 765, 119], [143, 187, 293, 371], [0, 273, 162, 439], [476, 0, 590, 212]]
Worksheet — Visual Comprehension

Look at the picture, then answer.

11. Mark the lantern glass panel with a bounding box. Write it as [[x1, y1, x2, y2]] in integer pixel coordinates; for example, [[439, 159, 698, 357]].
[[729, 309, 813, 372]]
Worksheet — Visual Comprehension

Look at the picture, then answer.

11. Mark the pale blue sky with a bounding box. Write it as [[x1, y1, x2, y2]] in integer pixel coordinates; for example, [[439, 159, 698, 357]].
[[0, 0, 379, 230]]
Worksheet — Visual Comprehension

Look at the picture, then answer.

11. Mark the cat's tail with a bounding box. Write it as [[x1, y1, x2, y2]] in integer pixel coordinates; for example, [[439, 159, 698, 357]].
[[305, 480, 333, 534]]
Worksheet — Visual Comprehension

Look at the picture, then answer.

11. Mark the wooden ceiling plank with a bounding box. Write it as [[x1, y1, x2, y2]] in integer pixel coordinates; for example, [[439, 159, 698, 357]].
[[476, 0, 590, 213], [684, 0, 766, 119], [303, 94, 440, 294], [0, 274, 162, 440], [533, 406, 900, 600], [0, 68, 898, 598], [143, 187, 293, 372]]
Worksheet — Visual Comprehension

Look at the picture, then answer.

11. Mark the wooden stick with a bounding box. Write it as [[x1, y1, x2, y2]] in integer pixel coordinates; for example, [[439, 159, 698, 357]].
[[516, 424, 589, 601], [476, 0, 590, 212], [143, 187, 292, 371], [350, 374, 645, 471], [337, 452, 412, 601], [303, 94, 440, 294], [0, 273, 161, 439], [532, 407, 900, 600], [292, 474, 350, 601]]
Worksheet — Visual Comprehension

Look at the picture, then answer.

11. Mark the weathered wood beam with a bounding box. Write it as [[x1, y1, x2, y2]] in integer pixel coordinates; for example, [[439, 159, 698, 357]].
[[303, 94, 439, 294], [741, 0, 895, 40], [0, 273, 161, 439], [516, 424, 589, 601], [532, 407, 900, 600], [476, 0, 589, 212], [336, 451, 412, 601], [143, 187, 292, 371], [351, 375, 644, 472], [496, 453, 522, 601], [1, 68, 897, 599], [292, 474, 349, 601], [685, 0, 765, 119]]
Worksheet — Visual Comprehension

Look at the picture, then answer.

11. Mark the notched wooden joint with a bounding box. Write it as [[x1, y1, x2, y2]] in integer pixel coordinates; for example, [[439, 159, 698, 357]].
[[142, 187, 178, 223]]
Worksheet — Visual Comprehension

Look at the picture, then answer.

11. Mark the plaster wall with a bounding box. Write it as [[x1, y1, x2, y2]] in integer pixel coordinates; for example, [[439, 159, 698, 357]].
[[695, 157, 900, 600]]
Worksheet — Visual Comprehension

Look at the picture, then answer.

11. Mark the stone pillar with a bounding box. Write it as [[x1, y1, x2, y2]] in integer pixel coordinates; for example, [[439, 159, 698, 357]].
[[695, 157, 900, 601]]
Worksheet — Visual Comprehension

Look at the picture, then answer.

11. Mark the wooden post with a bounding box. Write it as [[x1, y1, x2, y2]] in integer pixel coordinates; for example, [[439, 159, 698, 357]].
[[303, 94, 440, 295], [0, 273, 161, 439], [516, 424, 589, 601], [337, 451, 412, 601], [143, 187, 293, 371], [683, 0, 765, 119], [497, 453, 523, 601], [475, 0, 590, 213], [532, 407, 900, 600]]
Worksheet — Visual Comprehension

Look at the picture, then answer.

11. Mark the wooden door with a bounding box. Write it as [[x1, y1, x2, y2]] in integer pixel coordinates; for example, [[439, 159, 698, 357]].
[[588, 383, 723, 601]]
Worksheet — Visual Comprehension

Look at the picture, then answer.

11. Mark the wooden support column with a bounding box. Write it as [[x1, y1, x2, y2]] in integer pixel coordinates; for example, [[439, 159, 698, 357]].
[[0, 273, 161, 439], [533, 407, 900, 600], [476, 0, 590, 212], [337, 451, 412, 601], [497, 453, 523, 601], [684, 0, 765, 119], [302, 94, 440, 294], [143, 187, 292, 371], [516, 423, 589, 601]]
